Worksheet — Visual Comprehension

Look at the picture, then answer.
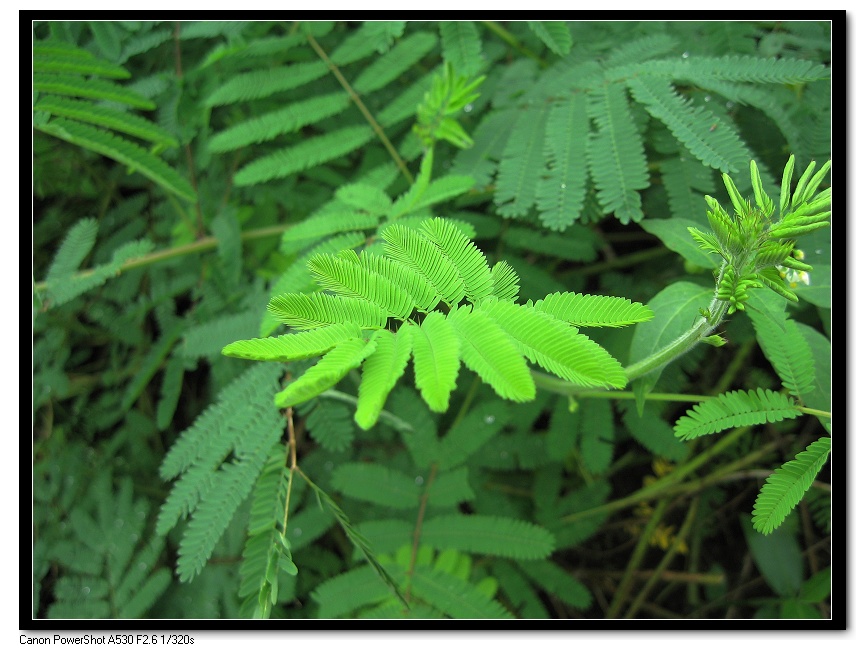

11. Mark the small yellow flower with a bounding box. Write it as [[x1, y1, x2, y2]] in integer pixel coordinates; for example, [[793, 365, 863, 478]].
[[652, 458, 676, 477], [777, 265, 810, 289]]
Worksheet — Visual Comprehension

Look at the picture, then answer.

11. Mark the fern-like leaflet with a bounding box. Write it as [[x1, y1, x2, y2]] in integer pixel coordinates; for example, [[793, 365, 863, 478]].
[[223, 218, 649, 429], [33, 39, 193, 201], [674, 388, 801, 440], [752, 437, 830, 535]]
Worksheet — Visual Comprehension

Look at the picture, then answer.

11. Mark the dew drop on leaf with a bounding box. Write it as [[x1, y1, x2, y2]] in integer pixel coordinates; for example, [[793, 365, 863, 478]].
[[415, 476, 424, 486], [484, 415, 496, 424], [682, 51, 690, 58]]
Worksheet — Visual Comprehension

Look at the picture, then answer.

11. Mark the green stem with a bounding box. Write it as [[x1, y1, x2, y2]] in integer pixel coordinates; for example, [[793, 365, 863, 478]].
[[480, 21, 546, 66], [561, 426, 750, 523], [306, 33, 413, 185], [606, 497, 672, 619], [34, 224, 290, 294], [799, 406, 831, 419], [532, 285, 730, 399], [564, 245, 672, 278], [528, 379, 712, 403], [320, 389, 414, 433], [531, 374, 830, 422], [712, 338, 755, 394], [623, 296, 727, 383], [624, 497, 700, 619]]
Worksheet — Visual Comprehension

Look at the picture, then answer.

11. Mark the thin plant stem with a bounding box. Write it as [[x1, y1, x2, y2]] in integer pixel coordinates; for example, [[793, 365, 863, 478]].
[[306, 33, 414, 185], [561, 426, 750, 524], [529, 378, 712, 403], [624, 497, 700, 618], [405, 463, 438, 603], [565, 245, 672, 278], [576, 568, 724, 585], [405, 376, 479, 601], [531, 369, 830, 420], [173, 21, 204, 237], [606, 497, 672, 618], [282, 406, 297, 535], [481, 21, 546, 66], [34, 224, 290, 294], [712, 338, 755, 394], [687, 537, 831, 618]]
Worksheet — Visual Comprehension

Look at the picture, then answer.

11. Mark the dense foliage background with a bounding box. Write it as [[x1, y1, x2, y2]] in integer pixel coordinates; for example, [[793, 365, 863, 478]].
[[32, 20, 832, 621]]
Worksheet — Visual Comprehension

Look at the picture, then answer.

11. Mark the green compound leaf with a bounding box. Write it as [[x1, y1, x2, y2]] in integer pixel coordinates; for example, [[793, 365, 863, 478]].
[[448, 306, 535, 402], [34, 96, 178, 147], [410, 565, 513, 619], [533, 291, 653, 328], [422, 515, 555, 560], [495, 104, 550, 219], [34, 39, 129, 77], [410, 313, 461, 413], [535, 93, 590, 231], [355, 326, 413, 430], [356, 250, 444, 314], [626, 76, 748, 173], [587, 81, 649, 224], [307, 251, 415, 320], [479, 299, 627, 389], [490, 261, 520, 302], [205, 61, 328, 107], [439, 21, 484, 77], [35, 118, 195, 201], [331, 462, 419, 509], [518, 559, 591, 610], [527, 21, 573, 57], [45, 218, 99, 280], [381, 222, 466, 306], [674, 388, 801, 440], [222, 323, 363, 362], [336, 183, 393, 216], [752, 437, 830, 535], [267, 293, 388, 330], [208, 92, 350, 153], [437, 401, 511, 472], [274, 337, 376, 408], [312, 565, 393, 619], [234, 125, 374, 186], [748, 298, 816, 399], [34, 72, 155, 108], [641, 218, 718, 269], [420, 217, 493, 303]]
